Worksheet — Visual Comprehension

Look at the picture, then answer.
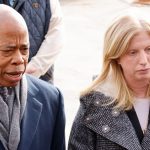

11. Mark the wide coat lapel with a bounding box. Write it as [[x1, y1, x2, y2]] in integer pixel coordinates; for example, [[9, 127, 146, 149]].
[[18, 80, 43, 150], [83, 92, 142, 150], [141, 120, 150, 149]]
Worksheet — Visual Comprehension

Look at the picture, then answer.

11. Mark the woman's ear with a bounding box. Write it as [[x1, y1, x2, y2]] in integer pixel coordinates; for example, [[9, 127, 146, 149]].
[[116, 58, 121, 65]]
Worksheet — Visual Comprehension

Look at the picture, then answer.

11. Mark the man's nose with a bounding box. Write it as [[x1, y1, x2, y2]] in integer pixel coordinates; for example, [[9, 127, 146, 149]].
[[12, 50, 24, 65]]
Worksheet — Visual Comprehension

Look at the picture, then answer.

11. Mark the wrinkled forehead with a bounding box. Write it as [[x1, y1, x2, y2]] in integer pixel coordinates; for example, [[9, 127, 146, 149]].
[[0, 20, 28, 35]]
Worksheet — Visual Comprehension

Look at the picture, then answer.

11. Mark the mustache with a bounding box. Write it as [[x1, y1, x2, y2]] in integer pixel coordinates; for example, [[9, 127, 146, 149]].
[[15, 65, 26, 72], [7, 65, 26, 74]]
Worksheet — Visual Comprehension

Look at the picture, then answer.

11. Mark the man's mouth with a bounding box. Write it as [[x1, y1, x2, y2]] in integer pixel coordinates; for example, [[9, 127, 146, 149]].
[[5, 71, 24, 81], [7, 71, 23, 75]]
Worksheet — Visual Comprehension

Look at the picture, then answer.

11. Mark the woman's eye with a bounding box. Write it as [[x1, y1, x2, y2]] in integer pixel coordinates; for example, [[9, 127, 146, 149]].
[[128, 50, 137, 55], [146, 47, 150, 53]]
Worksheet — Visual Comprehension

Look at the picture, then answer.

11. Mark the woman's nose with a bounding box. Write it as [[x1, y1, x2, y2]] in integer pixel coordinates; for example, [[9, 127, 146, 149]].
[[139, 51, 148, 66]]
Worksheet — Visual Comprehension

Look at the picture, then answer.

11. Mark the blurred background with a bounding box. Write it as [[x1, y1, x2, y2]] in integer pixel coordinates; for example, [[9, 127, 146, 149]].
[[54, 0, 150, 145]]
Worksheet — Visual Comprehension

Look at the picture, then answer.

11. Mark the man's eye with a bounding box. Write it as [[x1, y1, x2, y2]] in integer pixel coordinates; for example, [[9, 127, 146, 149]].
[[4, 50, 12, 52], [0, 50, 13, 56], [21, 48, 29, 54], [3, 50, 13, 54]]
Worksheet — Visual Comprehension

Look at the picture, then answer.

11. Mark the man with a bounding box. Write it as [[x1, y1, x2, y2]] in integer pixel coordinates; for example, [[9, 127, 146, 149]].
[[0, 0, 64, 83], [0, 4, 65, 150]]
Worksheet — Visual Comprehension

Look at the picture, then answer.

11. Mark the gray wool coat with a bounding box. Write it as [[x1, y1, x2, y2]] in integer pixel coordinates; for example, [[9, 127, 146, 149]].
[[68, 91, 150, 150]]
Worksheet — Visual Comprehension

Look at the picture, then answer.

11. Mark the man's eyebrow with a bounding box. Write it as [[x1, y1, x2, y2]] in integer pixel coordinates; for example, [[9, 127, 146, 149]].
[[0, 45, 17, 50], [6, 45, 17, 48], [5, 44, 29, 48], [21, 44, 29, 47]]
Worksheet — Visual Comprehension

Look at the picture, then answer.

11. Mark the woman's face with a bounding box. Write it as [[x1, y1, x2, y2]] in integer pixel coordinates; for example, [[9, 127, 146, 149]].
[[118, 31, 150, 85]]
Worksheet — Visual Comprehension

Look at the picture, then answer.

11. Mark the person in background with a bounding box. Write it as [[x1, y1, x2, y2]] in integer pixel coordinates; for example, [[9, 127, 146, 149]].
[[133, 0, 150, 5], [0, 4, 65, 150], [68, 11, 150, 149], [0, 0, 64, 83]]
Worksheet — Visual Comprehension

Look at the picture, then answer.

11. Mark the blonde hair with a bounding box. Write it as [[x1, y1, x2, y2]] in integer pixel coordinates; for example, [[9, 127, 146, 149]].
[[81, 12, 150, 110]]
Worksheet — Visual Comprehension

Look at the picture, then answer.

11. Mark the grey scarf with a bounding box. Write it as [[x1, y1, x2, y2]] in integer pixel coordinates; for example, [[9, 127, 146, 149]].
[[0, 75, 27, 150]]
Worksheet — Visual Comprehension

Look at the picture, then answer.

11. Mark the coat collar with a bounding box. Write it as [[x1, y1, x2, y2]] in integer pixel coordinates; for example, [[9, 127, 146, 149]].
[[13, 0, 25, 10], [18, 77, 43, 150], [141, 121, 150, 149], [82, 91, 142, 150]]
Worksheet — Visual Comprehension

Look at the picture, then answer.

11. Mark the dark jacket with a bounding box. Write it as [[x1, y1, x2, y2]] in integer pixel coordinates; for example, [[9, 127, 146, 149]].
[[13, 0, 51, 61], [0, 75, 65, 150], [68, 91, 150, 150], [15, 0, 52, 82]]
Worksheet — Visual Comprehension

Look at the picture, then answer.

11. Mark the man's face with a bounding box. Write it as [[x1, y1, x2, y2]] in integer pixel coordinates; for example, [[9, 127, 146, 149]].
[[0, 27, 29, 87]]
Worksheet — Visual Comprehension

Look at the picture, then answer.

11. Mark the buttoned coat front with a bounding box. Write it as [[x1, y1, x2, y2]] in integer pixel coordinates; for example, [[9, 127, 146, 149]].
[[0, 75, 65, 150], [68, 90, 150, 150]]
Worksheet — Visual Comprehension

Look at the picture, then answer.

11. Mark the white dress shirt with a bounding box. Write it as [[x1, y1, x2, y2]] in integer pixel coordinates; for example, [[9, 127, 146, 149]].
[[27, 0, 64, 77]]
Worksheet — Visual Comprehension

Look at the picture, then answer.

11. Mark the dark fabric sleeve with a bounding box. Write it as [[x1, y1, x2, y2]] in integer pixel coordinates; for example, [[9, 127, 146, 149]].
[[51, 89, 66, 150], [68, 100, 96, 150]]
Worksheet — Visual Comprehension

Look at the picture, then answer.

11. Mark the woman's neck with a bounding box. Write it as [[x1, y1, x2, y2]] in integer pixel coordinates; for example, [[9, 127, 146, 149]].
[[127, 80, 149, 98]]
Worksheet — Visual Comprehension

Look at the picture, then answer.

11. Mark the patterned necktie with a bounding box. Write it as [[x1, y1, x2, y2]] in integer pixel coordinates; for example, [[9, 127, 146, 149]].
[[0, 87, 8, 102]]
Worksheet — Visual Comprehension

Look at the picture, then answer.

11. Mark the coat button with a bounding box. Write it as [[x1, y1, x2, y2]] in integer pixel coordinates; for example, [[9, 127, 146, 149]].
[[94, 100, 100, 106], [111, 109, 120, 117], [32, 2, 40, 8], [102, 125, 110, 133], [85, 116, 92, 122], [94, 100, 102, 106], [86, 117, 90, 121]]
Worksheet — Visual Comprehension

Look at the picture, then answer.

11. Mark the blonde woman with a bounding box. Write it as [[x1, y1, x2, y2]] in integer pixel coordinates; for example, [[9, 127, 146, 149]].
[[68, 12, 150, 150]]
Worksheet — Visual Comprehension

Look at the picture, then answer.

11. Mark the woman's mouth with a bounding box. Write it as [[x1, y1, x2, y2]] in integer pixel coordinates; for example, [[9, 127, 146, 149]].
[[137, 68, 150, 74]]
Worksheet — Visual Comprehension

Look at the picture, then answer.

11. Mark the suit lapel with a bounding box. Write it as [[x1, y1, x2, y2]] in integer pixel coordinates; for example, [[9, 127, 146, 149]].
[[83, 95, 142, 150], [18, 81, 43, 150]]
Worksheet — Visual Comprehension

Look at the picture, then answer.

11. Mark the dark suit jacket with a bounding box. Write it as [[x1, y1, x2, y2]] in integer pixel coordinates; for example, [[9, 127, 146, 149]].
[[68, 91, 150, 150], [0, 75, 65, 150]]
